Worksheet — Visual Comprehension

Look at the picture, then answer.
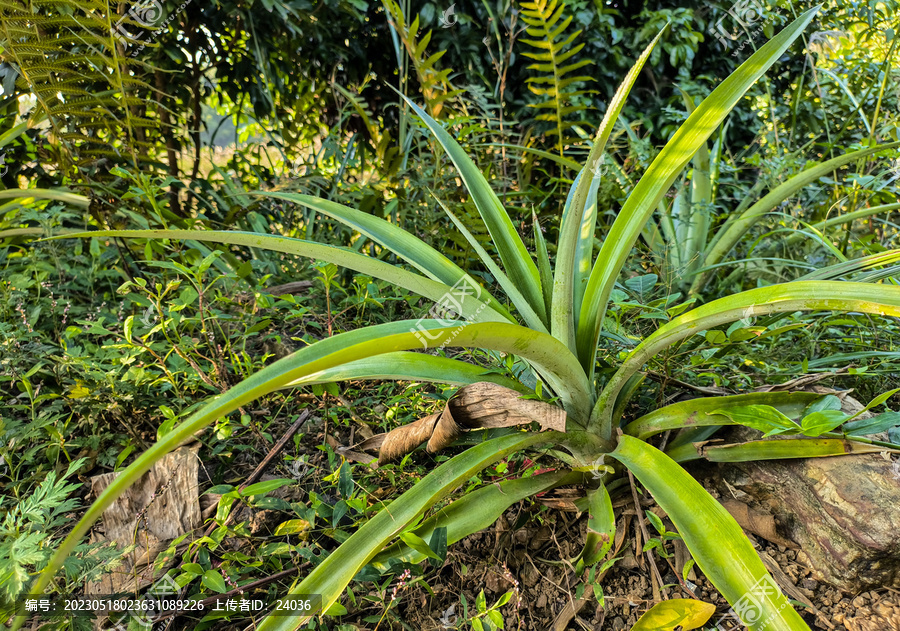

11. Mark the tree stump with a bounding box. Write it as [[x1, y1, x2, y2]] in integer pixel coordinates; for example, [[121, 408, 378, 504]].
[[696, 418, 900, 592]]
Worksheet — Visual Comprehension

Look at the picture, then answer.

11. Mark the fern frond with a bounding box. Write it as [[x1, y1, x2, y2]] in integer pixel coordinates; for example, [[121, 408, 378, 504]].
[[519, 0, 595, 155], [0, 0, 162, 173]]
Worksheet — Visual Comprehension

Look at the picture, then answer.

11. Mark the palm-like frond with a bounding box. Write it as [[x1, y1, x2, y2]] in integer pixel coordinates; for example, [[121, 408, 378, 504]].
[[382, 0, 464, 119]]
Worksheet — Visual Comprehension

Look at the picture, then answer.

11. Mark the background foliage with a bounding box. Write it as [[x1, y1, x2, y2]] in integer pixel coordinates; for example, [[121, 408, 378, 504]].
[[1, 0, 900, 629]]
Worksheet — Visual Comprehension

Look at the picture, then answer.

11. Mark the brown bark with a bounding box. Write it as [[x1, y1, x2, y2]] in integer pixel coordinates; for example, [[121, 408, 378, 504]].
[[697, 417, 900, 591]]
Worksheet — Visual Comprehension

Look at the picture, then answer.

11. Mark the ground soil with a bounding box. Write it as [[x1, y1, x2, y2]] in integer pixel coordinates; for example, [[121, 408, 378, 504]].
[[299, 410, 900, 630], [393, 503, 900, 630]]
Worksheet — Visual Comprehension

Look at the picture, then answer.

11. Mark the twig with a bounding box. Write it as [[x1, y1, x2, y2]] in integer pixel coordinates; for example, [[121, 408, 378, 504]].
[[628, 470, 668, 601], [237, 410, 311, 495]]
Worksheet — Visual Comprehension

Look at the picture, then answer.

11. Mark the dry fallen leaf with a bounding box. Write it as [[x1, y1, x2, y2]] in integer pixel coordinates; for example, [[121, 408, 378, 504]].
[[352, 382, 566, 464]]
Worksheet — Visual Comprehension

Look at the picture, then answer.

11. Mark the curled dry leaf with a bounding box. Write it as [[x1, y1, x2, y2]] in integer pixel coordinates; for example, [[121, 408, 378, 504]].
[[359, 382, 566, 464]]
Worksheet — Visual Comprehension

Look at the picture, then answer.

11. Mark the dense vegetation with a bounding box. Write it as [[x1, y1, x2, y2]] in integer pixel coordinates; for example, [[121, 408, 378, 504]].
[[1, 0, 899, 629]]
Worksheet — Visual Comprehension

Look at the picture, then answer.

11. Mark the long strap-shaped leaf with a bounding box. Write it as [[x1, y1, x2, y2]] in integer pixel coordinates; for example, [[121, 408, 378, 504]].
[[798, 247, 900, 281], [370, 469, 578, 569], [285, 350, 529, 393], [609, 436, 811, 631], [698, 438, 888, 462], [250, 193, 513, 318], [575, 7, 819, 374], [436, 197, 548, 332], [623, 392, 821, 439], [785, 202, 900, 248], [15, 321, 587, 629], [591, 281, 900, 437], [55, 230, 510, 324], [254, 431, 556, 630], [400, 95, 548, 324], [0, 188, 90, 208], [693, 141, 900, 294], [551, 28, 666, 352]]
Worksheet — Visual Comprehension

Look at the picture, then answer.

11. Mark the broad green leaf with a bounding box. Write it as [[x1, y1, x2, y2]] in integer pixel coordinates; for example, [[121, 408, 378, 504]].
[[553, 28, 666, 352], [202, 570, 227, 593], [398, 532, 441, 560], [800, 410, 848, 437], [273, 519, 311, 537], [712, 405, 801, 436], [803, 395, 842, 415], [254, 432, 555, 630], [609, 436, 810, 631], [631, 599, 715, 630], [429, 527, 448, 563], [843, 410, 900, 436], [624, 392, 820, 440], [123, 315, 135, 344], [624, 274, 657, 297], [401, 96, 547, 324], [576, 7, 820, 374], [592, 281, 900, 438], [55, 230, 509, 324], [580, 482, 614, 567], [241, 479, 294, 497], [324, 602, 347, 616], [848, 387, 900, 420]]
